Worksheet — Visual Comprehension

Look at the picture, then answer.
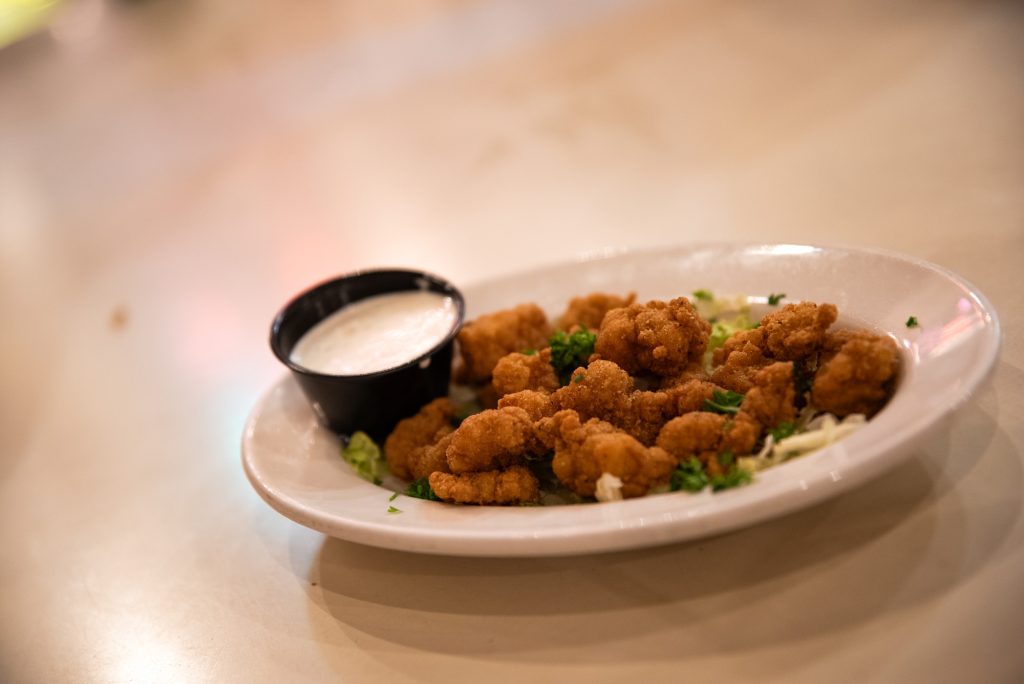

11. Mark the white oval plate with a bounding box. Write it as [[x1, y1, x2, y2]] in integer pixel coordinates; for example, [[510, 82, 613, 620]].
[[242, 244, 1000, 557]]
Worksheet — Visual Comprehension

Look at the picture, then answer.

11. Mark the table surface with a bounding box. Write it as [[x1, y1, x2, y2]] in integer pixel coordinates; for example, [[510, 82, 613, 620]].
[[2, 1, 1022, 682]]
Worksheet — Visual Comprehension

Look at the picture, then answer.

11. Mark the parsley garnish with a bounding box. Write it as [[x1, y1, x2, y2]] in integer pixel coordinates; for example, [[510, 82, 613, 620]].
[[388, 492, 399, 502], [692, 289, 714, 302], [770, 422, 796, 442], [703, 389, 745, 414], [572, 373, 584, 383], [549, 329, 596, 384], [710, 468, 752, 491], [767, 293, 786, 306], [670, 455, 752, 493], [387, 506, 401, 514], [522, 348, 537, 356], [670, 458, 709, 492], [906, 316, 919, 328], [404, 477, 440, 501]]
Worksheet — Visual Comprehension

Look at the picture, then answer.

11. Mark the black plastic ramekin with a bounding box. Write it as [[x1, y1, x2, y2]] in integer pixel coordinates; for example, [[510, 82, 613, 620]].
[[270, 269, 464, 442]]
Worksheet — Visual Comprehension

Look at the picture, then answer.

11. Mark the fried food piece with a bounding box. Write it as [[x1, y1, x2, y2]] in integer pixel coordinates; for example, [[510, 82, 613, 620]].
[[740, 361, 797, 430], [620, 390, 674, 446], [657, 361, 712, 389], [537, 410, 675, 498], [456, 303, 552, 383], [551, 360, 665, 445], [551, 359, 633, 422], [491, 348, 560, 398], [384, 398, 455, 480], [663, 378, 719, 415], [760, 302, 838, 361], [656, 411, 758, 476], [556, 292, 637, 332], [656, 412, 725, 461], [722, 413, 760, 456], [549, 360, 716, 446], [429, 465, 540, 505], [711, 327, 767, 368], [445, 406, 540, 474], [711, 304, 837, 392], [811, 330, 899, 417], [407, 431, 454, 480], [595, 298, 711, 377], [497, 390, 556, 422]]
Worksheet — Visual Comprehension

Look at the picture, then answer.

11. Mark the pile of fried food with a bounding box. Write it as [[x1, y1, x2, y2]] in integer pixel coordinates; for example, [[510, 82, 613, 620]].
[[383, 293, 900, 505]]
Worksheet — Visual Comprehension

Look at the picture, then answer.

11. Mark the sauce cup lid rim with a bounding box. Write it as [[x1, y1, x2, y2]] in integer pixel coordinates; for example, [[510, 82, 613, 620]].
[[269, 268, 465, 381]]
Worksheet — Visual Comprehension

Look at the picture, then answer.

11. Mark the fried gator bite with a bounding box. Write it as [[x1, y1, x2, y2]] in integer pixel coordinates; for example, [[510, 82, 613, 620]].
[[445, 406, 542, 474], [383, 398, 454, 480], [497, 390, 555, 422], [537, 410, 675, 498], [551, 360, 668, 446], [811, 330, 899, 417], [556, 292, 637, 332], [407, 431, 454, 481], [491, 348, 560, 398], [456, 303, 552, 383], [429, 465, 540, 505], [760, 302, 838, 361], [711, 302, 838, 393], [656, 411, 758, 476], [740, 361, 797, 430], [595, 298, 711, 377]]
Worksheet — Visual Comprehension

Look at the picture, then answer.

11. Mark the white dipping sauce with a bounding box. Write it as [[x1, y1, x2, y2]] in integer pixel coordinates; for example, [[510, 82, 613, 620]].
[[290, 291, 458, 375]]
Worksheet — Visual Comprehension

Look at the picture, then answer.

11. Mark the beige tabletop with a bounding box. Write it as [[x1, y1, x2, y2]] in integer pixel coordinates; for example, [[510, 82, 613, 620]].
[[2, 1, 1023, 682]]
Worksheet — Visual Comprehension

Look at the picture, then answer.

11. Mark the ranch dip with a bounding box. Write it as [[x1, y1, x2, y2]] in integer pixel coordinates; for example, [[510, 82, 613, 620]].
[[290, 291, 458, 375]]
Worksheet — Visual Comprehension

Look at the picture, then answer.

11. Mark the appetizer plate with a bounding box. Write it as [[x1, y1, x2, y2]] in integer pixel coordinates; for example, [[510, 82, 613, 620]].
[[242, 243, 1000, 557]]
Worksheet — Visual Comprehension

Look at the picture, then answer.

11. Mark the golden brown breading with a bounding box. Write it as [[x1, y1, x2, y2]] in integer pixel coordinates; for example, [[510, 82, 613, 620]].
[[407, 430, 454, 480], [456, 303, 552, 383], [445, 406, 540, 474], [656, 411, 759, 476], [555, 292, 637, 332], [740, 361, 797, 429], [710, 304, 837, 392], [760, 302, 838, 361], [657, 360, 712, 389], [811, 330, 899, 417], [722, 413, 760, 456], [656, 412, 725, 461], [711, 327, 767, 367], [594, 298, 711, 377], [384, 398, 454, 480], [491, 348, 560, 398], [550, 359, 632, 423], [550, 360, 670, 445], [429, 465, 540, 505], [537, 410, 675, 498], [497, 390, 556, 422], [663, 378, 719, 415]]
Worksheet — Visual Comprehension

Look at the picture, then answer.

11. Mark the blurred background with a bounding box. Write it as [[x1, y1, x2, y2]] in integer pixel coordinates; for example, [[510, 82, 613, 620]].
[[1, 1, 1022, 680]]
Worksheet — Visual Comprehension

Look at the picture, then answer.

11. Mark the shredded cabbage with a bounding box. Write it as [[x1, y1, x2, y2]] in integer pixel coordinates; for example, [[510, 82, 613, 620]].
[[739, 413, 867, 474], [595, 472, 624, 502]]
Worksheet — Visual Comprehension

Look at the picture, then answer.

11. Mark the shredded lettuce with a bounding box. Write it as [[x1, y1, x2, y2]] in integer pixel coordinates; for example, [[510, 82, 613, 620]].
[[341, 431, 386, 485]]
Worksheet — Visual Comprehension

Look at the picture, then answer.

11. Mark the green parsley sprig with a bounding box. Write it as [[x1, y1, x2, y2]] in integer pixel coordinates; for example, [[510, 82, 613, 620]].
[[548, 328, 597, 384], [404, 477, 440, 501], [703, 389, 745, 414]]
